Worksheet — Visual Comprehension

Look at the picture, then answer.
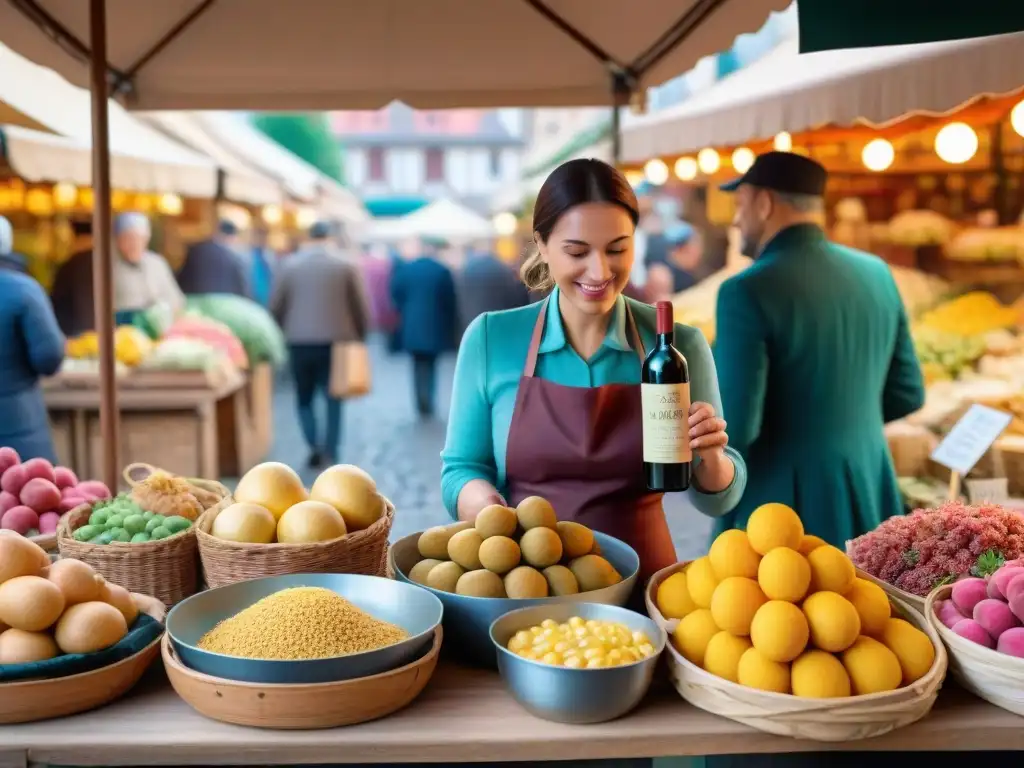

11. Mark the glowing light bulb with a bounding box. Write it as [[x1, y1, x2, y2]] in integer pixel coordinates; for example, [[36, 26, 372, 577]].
[[697, 148, 721, 175], [1010, 99, 1024, 138], [674, 157, 698, 181], [773, 132, 793, 152], [934, 122, 978, 165], [730, 147, 754, 173], [643, 159, 669, 186], [262, 204, 283, 226], [861, 139, 895, 172], [492, 212, 518, 236]]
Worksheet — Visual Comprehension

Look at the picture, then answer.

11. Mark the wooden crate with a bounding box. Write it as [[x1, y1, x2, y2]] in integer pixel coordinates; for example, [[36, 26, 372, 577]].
[[85, 410, 214, 481]]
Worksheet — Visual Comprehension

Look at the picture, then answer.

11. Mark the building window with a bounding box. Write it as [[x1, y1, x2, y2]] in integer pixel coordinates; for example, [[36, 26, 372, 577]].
[[368, 147, 385, 181], [425, 148, 445, 181], [489, 149, 502, 178]]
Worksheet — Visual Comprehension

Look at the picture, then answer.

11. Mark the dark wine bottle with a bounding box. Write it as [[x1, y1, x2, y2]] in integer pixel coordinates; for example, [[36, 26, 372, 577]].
[[641, 301, 691, 492]]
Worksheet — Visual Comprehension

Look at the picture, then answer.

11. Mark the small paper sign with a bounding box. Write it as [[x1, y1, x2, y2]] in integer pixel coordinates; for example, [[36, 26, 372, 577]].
[[930, 403, 1013, 477]]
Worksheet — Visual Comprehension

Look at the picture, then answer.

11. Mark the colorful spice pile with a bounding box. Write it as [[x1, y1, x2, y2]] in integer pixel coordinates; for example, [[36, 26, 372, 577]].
[[848, 501, 1024, 596]]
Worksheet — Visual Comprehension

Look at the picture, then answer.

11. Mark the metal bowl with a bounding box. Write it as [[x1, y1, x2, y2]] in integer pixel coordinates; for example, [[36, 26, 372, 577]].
[[490, 602, 666, 724], [390, 530, 639, 667], [166, 573, 443, 684]]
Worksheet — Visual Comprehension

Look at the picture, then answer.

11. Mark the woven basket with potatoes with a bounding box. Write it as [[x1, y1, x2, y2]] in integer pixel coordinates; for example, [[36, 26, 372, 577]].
[[406, 498, 621, 598], [645, 502, 946, 742]]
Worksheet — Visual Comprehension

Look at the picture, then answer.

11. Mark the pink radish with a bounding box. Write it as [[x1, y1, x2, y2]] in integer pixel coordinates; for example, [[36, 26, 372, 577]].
[[75, 481, 111, 500], [989, 566, 1024, 600], [19, 478, 61, 514], [58, 496, 87, 513], [1007, 574, 1024, 605], [935, 599, 967, 630], [37, 511, 60, 535], [0, 465, 28, 496], [997, 627, 1024, 658], [1010, 592, 1024, 624], [974, 598, 1020, 638], [0, 490, 18, 514], [20, 458, 55, 484], [0, 505, 40, 535], [53, 466, 78, 490], [952, 577, 989, 616], [0, 447, 19, 476], [953, 618, 995, 648]]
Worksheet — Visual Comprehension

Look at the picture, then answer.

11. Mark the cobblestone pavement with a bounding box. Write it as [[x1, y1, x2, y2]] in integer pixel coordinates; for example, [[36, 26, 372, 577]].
[[262, 337, 712, 558]]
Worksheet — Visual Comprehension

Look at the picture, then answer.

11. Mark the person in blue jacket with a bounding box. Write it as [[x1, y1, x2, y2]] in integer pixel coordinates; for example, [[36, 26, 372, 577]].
[[0, 216, 66, 462], [389, 239, 459, 418]]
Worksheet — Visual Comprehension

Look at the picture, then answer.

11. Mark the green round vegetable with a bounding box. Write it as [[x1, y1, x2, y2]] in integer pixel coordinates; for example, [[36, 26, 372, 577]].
[[130, 532, 152, 544], [164, 516, 193, 534], [123, 514, 147, 535], [105, 514, 125, 530], [113, 529, 132, 543], [74, 524, 103, 542], [145, 516, 166, 534], [149, 525, 172, 540], [142, 511, 155, 522], [88, 510, 111, 527], [92, 531, 115, 545]]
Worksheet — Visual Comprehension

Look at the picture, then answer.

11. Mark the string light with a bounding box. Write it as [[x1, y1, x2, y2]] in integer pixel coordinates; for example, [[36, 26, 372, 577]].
[[294, 207, 317, 229], [157, 193, 184, 216], [674, 157, 698, 181], [493, 212, 518, 236], [643, 159, 669, 185], [1010, 99, 1024, 138], [773, 132, 793, 152], [261, 204, 284, 225], [934, 122, 978, 164], [697, 148, 721, 175], [52, 182, 77, 209], [861, 139, 895, 172], [731, 147, 755, 173]]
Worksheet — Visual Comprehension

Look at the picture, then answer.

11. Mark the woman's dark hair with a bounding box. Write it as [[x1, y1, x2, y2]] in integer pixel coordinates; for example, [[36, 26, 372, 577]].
[[521, 158, 639, 291]]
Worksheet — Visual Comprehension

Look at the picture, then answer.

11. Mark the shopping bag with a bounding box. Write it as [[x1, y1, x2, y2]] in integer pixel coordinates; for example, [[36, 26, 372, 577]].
[[329, 342, 371, 399]]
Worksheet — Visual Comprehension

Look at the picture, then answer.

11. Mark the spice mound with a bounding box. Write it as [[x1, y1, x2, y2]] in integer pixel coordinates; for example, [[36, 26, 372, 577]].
[[197, 586, 409, 660]]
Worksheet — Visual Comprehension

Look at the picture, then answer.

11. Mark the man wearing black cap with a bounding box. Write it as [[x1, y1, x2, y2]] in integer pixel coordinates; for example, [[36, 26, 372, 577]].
[[711, 151, 925, 549], [176, 219, 250, 297]]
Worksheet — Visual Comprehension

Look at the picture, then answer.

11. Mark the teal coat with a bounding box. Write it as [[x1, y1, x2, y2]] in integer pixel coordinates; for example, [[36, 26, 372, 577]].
[[712, 224, 925, 548]]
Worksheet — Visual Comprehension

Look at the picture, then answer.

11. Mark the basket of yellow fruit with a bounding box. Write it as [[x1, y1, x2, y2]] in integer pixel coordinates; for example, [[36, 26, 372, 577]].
[[645, 503, 947, 742]]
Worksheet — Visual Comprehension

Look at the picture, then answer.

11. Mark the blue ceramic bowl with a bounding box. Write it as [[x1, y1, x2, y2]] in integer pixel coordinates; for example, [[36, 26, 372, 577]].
[[490, 602, 665, 724], [166, 573, 443, 684], [390, 530, 639, 667]]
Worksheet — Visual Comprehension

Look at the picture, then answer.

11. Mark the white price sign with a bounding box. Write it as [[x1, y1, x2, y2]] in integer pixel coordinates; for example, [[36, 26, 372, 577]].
[[930, 403, 1012, 477]]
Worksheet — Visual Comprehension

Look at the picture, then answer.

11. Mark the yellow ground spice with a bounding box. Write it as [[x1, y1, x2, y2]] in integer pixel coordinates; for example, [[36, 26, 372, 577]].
[[197, 586, 409, 660]]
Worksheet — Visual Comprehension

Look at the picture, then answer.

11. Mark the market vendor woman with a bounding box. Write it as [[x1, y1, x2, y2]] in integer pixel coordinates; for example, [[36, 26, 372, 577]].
[[441, 159, 746, 581]]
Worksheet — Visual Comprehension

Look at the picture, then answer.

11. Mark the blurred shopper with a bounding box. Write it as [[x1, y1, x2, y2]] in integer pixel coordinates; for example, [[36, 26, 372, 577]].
[[360, 243, 399, 337], [247, 226, 276, 307], [712, 152, 925, 548], [0, 215, 66, 462], [111, 213, 185, 318], [0, 216, 28, 274], [50, 219, 94, 336], [390, 241, 458, 418], [456, 240, 528, 331], [177, 219, 249, 297], [646, 222, 703, 302], [271, 222, 370, 467]]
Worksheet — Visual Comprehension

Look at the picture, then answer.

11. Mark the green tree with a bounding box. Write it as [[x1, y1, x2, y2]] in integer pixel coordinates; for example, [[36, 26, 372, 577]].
[[250, 112, 345, 184]]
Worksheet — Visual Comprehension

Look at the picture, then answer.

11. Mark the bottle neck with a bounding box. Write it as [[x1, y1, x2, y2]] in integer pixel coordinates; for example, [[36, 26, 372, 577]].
[[656, 330, 674, 346]]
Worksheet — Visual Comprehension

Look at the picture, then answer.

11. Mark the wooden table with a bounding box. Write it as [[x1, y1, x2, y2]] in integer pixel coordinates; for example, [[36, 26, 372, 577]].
[[45, 373, 246, 482], [3, 664, 1023, 766]]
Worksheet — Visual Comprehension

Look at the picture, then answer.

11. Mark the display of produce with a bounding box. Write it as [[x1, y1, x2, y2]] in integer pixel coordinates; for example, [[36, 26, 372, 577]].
[[505, 615, 657, 668], [889, 265, 950, 318], [70, 496, 193, 545], [912, 327, 986, 383], [196, 586, 408, 660], [932, 561, 1024, 656], [212, 462, 383, 544], [917, 292, 1019, 337], [0, 535, 139, 663], [886, 210, 955, 247], [129, 471, 206, 520], [164, 314, 249, 369], [946, 227, 1024, 263], [186, 294, 287, 366], [140, 337, 228, 372], [0, 450, 111, 537], [848, 501, 1024, 597], [660, 503, 935, 696], [409, 496, 620, 598], [65, 326, 153, 368]]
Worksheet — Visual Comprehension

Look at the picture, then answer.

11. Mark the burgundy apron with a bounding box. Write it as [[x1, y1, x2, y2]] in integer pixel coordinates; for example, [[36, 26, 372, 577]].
[[504, 299, 677, 586]]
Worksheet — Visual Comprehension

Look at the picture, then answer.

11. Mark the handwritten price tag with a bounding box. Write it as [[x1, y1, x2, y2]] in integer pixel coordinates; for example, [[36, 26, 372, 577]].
[[930, 403, 1012, 477]]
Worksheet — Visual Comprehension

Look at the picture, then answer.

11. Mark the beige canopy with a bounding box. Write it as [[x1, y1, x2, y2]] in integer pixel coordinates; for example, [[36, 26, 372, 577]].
[[621, 30, 1024, 163], [0, 0, 790, 110], [0, 43, 216, 196], [139, 112, 284, 206]]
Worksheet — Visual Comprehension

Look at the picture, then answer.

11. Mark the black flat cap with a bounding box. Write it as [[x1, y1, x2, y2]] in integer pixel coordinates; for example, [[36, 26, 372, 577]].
[[719, 151, 827, 196]]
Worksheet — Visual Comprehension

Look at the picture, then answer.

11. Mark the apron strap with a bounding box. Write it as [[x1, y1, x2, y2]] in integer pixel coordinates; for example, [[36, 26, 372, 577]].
[[524, 297, 648, 378]]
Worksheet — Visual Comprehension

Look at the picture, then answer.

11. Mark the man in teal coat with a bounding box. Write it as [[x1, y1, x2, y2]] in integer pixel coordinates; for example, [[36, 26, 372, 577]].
[[712, 152, 925, 548]]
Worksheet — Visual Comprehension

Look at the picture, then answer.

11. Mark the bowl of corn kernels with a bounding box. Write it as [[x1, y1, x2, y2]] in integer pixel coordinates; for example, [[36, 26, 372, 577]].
[[489, 602, 666, 724]]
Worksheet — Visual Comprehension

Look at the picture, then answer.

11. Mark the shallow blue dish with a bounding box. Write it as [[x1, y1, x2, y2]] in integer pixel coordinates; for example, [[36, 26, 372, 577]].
[[390, 530, 639, 667], [166, 573, 443, 684]]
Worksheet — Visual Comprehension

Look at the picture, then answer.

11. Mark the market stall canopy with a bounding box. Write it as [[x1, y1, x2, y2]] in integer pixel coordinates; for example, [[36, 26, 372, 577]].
[[370, 198, 495, 242], [0, 43, 216, 195], [621, 30, 1024, 163], [0, 0, 790, 109], [187, 112, 366, 225], [138, 112, 284, 207]]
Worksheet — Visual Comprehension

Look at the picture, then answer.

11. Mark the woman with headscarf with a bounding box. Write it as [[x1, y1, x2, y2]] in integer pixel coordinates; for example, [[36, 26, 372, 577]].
[[0, 215, 66, 462]]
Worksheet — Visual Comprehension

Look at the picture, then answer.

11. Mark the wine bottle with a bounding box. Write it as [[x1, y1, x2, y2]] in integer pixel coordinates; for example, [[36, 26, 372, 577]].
[[641, 301, 691, 492]]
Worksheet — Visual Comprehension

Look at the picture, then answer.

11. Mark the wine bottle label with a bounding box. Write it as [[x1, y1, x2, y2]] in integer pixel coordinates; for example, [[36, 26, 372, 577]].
[[641, 383, 692, 464]]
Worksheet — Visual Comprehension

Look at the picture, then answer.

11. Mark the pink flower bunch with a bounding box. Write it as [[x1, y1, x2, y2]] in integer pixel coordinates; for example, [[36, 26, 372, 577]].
[[848, 501, 1024, 596]]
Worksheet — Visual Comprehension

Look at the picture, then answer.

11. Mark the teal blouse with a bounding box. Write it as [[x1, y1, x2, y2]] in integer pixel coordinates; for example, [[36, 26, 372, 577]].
[[440, 288, 747, 519]]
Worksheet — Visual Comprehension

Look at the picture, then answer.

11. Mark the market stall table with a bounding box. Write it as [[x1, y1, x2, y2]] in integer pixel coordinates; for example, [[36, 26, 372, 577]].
[[3, 663, 1023, 765], [44, 372, 247, 483]]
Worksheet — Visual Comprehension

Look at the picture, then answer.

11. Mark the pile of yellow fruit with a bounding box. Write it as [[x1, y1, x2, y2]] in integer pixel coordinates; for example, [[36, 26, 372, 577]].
[[506, 616, 657, 669], [655, 503, 936, 698]]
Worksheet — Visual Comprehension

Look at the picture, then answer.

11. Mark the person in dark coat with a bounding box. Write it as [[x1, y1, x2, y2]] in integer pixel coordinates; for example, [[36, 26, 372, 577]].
[[646, 221, 703, 302], [176, 219, 250, 297], [456, 242, 529, 331], [713, 152, 925, 550], [50, 219, 95, 336], [0, 216, 65, 462], [390, 243, 459, 418]]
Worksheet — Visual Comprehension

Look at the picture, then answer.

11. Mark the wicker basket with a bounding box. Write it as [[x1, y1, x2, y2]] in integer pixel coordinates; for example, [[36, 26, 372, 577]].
[[57, 503, 199, 607], [0, 594, 164, 724], [196, 496, 395, 588], [645, 561, 948, 742], [122, 462, 231, 509], [925, 583, 1024, 716]]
